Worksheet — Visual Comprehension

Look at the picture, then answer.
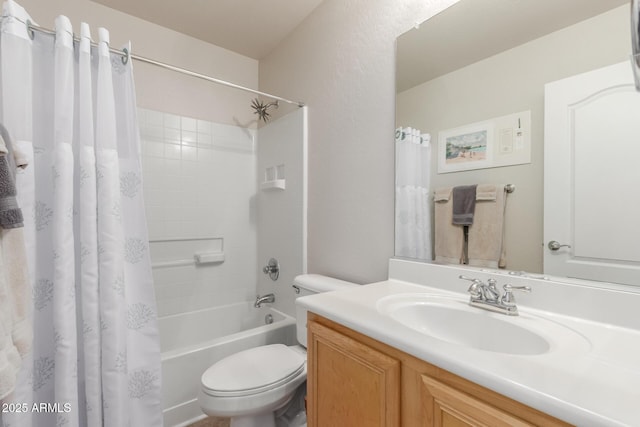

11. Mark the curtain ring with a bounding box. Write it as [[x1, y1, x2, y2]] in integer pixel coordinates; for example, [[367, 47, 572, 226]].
[[26, 19, 35, 40], [121, 47, 130, 65]]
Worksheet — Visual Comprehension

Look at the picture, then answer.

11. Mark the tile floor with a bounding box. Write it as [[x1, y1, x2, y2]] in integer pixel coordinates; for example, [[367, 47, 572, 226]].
[[187, 416, 230, 427]]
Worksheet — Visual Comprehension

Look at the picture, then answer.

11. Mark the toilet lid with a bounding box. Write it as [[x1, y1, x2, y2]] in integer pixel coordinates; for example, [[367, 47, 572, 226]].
[[201, 344, 305, 397]]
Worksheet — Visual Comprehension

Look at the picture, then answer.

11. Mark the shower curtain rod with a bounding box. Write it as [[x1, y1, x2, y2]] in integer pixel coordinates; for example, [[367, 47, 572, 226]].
[[24, 20, 306, 107]]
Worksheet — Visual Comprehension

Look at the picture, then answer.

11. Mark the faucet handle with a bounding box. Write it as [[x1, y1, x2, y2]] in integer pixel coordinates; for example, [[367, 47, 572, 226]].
[[460, 275, 483, 298], [500, 284, 531, 307], [467, 282, 482, 299]]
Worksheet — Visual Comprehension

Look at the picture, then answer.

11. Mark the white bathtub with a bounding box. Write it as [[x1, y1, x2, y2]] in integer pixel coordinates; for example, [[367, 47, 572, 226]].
[[159, 301, 297, 427]]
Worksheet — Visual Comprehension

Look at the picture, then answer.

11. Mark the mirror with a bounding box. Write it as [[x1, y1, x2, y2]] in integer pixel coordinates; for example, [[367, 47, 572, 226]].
[[395, 0, 637, 286]]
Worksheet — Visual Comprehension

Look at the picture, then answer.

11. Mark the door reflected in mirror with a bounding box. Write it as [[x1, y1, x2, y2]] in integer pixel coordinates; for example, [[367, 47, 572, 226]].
[[395, 0, 640, 287]]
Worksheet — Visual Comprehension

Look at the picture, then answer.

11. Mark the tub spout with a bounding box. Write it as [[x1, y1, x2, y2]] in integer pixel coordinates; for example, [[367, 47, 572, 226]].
[[254, 293, 275, 308]]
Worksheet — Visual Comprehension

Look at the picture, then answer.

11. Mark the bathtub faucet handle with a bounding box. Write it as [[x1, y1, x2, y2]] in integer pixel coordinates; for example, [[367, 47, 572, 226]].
[[262, 258, 279, 281]]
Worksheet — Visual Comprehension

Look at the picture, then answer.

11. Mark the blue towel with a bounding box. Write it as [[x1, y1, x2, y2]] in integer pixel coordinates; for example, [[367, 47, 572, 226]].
[[452, 185, 477, 225]]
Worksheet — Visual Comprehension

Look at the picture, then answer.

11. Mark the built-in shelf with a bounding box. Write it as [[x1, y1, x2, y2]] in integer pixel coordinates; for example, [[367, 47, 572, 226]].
[[150, 237, 224, 268], [261, 179, 286, 191]]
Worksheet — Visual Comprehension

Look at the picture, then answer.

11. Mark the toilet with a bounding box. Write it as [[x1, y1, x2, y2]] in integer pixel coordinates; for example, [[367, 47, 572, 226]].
[[198, 274, 358, 427]]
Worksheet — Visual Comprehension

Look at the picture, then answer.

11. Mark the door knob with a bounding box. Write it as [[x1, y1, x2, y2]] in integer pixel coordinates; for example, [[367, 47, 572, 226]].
[[547, 241, 571, 251]]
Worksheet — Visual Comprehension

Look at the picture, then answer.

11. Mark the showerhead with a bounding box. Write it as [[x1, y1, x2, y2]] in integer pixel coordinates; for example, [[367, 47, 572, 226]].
[[251, 98, 279, 122]]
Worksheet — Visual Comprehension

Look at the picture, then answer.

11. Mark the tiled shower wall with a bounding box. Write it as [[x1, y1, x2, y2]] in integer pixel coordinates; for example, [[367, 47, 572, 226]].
[[138, 108, 257, 317]]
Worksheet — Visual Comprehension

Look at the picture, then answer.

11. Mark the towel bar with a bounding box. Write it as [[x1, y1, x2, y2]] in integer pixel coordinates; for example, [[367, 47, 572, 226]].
[[433, 184, 515, 196]]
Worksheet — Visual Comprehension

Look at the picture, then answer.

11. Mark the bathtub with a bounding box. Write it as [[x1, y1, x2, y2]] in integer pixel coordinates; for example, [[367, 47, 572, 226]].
[[159, 301, 297, 427]]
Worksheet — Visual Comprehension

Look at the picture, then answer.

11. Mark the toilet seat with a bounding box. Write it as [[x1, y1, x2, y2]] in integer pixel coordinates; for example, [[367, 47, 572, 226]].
[[201, 344, 305, 397]]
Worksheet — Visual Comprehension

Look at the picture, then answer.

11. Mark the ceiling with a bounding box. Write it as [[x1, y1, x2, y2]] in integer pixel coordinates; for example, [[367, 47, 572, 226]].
[[397, 0, 629, 92], [92, 0, 324, 59]]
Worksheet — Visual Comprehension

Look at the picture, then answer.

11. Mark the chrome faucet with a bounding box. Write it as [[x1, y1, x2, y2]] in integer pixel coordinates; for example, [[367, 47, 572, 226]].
[[459, 275, 530, 316], [254, 293, 275, 308]]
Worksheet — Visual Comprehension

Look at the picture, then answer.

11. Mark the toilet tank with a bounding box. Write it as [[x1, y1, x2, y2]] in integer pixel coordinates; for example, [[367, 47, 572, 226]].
[[293, 274, 358, 347]]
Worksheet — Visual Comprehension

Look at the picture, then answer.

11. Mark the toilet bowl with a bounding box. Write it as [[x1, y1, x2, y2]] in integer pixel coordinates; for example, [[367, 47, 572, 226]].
[[198, 274, 357, 427], [198, 344, 306, 426]]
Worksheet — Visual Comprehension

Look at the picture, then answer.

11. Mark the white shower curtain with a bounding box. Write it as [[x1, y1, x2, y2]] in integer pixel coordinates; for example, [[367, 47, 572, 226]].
[[0, 1, 162, 426], [395, 127, 432, 261]]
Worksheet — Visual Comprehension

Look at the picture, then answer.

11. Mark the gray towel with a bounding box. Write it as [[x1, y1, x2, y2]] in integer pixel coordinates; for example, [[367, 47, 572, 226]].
[[452, 185, 477, 225], [0, 155, 23, 229]]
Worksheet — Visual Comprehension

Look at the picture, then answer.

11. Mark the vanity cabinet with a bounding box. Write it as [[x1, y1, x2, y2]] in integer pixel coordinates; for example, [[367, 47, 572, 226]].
[[307, 319, 400, 426], [421, 375, 536, 427], [307, 313, 571, 427]]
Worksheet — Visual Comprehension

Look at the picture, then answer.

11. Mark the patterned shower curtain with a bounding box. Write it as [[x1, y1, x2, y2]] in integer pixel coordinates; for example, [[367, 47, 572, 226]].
[[0, 1, 162, 426], [395, 127, 432, 261]]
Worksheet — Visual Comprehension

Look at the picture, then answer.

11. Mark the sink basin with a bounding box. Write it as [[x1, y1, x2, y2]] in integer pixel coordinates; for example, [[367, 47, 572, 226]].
[[377, 293, 589, 356]]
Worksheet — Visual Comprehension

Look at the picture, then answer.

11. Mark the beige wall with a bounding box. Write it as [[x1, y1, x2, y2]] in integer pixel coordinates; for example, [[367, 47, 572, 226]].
[[27, 0, 624, 282], [259, 0, 459, 284], [397, 6, 629, 273], [21, 0, 259, 126]]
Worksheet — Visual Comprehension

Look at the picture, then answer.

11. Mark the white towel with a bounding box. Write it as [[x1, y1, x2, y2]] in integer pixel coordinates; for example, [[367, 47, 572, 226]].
[[0, 239, 26, 400], [0, 125, 31, 400], [475, 183, 498, 201], [2, 228, 31, 358], [0, 126, 28, 170], [468, 184, 507, 268], [434, 187, 465, 264]]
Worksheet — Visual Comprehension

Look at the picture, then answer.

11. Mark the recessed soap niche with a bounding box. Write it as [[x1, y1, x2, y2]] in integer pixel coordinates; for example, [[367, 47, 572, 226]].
[[261, 164, 286, 191]]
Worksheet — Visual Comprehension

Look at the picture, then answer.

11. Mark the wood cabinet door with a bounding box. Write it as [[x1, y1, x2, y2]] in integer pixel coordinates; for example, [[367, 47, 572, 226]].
[[307, 320, 400, 427], [421, 375, 534, 427]]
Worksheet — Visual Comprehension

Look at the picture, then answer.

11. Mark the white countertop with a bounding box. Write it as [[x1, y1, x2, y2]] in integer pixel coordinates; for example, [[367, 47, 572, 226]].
[[297, 277, 640, 426]]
